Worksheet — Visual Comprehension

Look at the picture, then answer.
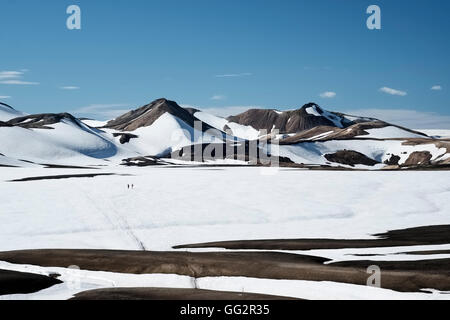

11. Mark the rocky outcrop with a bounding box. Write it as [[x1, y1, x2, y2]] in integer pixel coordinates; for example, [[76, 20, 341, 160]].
[[324, 150, 379, 167], [403, 151, 433, 166], [0, 121, 13, 127], [384, 154, 401, 165], [112, 132, 138, 144], [121, 156, 165, 167], [7, 113, 83, 130]]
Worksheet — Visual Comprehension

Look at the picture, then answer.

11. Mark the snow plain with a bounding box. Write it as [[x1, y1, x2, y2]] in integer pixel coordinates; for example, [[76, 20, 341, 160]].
[[1, 166, 450, 251]]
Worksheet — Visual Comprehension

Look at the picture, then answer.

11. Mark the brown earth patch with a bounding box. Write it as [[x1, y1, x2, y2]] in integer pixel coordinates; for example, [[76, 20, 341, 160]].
[[174, 225, 450, 251], [324, 150, 379, 167], [398, 250, 450, 255], [71, 287, 297, 300], [403, 151, 433, 166]]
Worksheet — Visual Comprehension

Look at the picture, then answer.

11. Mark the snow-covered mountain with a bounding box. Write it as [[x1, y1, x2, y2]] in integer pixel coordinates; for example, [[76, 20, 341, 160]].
[[0, 112, 126, 166], [0, 99, 228, 167], [102, 98, 228, 157], [1, 98, 449, 169]]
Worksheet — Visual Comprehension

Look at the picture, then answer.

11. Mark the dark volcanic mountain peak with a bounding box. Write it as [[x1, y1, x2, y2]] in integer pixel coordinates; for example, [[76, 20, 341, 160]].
[[105, 98, 214, 132], [227, 103, 357, 134]]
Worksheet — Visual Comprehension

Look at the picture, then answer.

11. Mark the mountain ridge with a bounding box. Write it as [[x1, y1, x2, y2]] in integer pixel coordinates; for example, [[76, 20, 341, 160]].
[[1, 97, 449, 169], [226, 103, 377, 134]]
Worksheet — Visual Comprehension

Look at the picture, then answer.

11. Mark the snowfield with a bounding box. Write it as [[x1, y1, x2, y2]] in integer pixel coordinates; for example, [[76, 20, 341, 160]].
[[1, 166, 450, 251], [194, 111, 260, 140]]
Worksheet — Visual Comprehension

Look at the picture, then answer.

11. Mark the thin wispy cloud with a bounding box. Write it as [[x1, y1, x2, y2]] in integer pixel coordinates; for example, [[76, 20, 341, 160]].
[[0, 70, 39, 85], [0, 71, 23, 80], [379, 87, 407, 96], [431, 85, 442, 91], [0, 95, 11, 99], [60, 86, 80, 90], [1, 80, 39, 85], [210, 94, 226, 101], [70, 103, 132, 120], [214, 73, 252, 78], [319, 91, 336, 98]]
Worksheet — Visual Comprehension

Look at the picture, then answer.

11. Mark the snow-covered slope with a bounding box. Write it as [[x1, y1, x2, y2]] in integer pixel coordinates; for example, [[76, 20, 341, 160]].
[[0, 102, 26, 121], [194, 111, 260, 140], [105, 112, 225, 157], [80, 119, 109, 128], [417, 129, 450, 139], [363, 126, 427, 139]]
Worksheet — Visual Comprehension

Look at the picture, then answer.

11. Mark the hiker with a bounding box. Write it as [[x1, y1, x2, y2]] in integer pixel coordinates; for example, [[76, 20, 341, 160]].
[[127, 184, 130, 189]]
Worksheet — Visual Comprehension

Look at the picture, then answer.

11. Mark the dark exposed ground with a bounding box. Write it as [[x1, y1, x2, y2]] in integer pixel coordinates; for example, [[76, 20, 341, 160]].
[[174, 225, 450, 251], [41, 164, 100, 169], [112, 132, 139, 144], [71, 287, 297, 300], [0, 247, 449, 293], [8, 173, 119, 182], [121, 156, 166, 167], [398, 250, 450, 255], [404, 151, 433, 166], [324, 150, 379, 167], [170, 142, 293, 165], [6, 113, 84, 130], [0, 269, 61, 296]]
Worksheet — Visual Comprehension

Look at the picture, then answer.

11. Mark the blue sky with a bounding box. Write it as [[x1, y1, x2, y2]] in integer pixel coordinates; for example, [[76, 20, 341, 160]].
[[0, 0, 449, 127]]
